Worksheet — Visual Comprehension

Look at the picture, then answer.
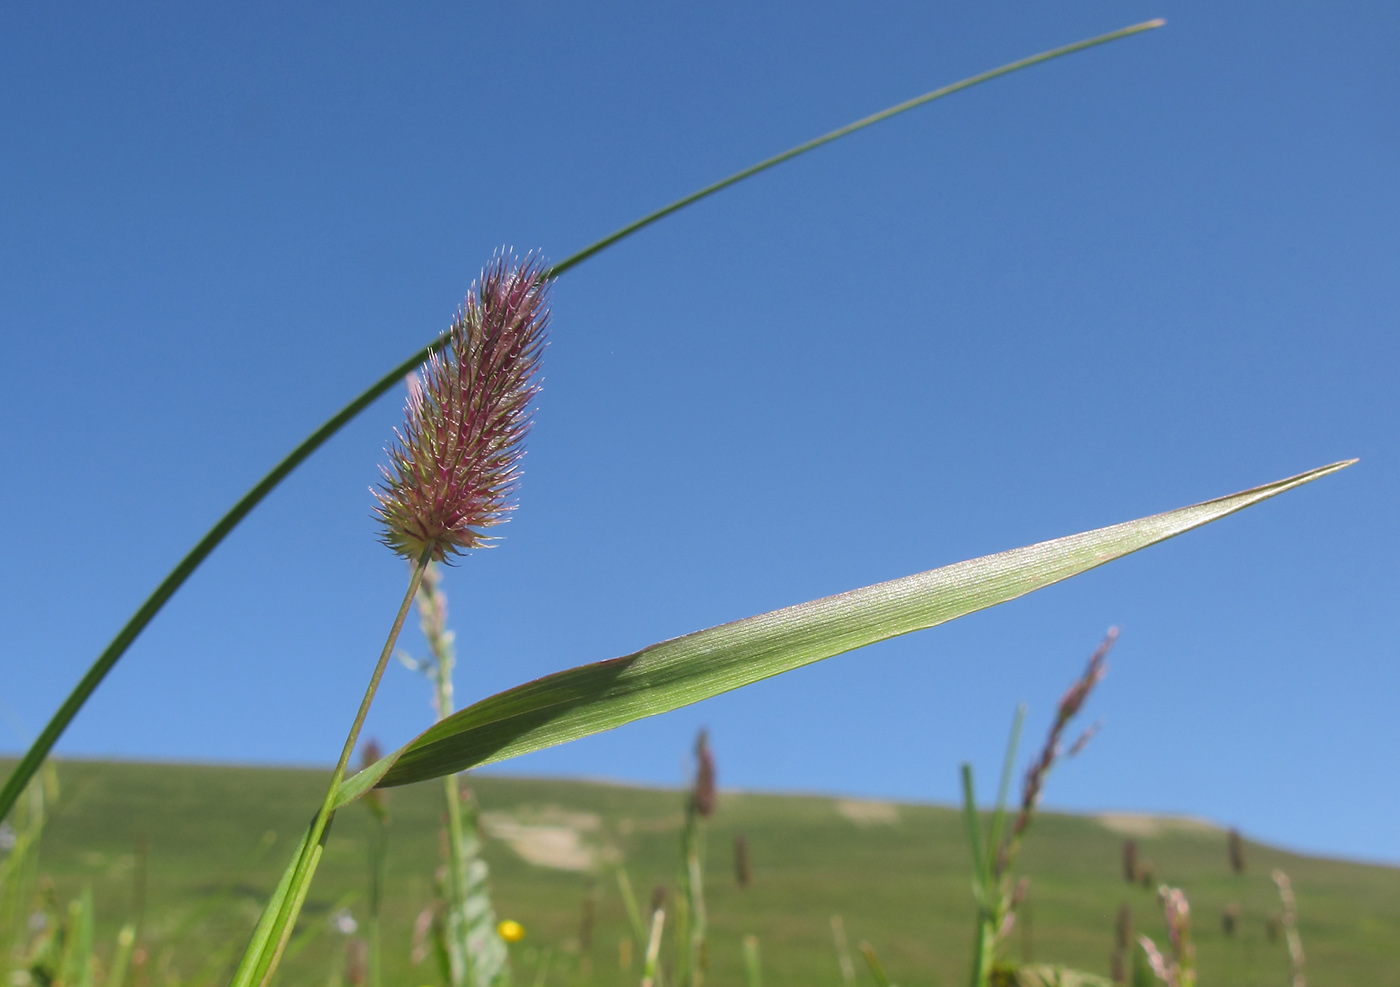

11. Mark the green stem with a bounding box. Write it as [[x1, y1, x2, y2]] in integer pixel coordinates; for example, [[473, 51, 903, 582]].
[[419, 563, 471, 986], [960, 765, 986, 891], [676, 808, 694, 987], [531, 947, 553, 987], [689, 818, 707, 986], [741, 935, 761, 987], [0, 18, 1165, 823], [858, 942, 893, 987], [969, 912, 997, 987], [616, 868, 647, 947], [986, 704, 1026, 883], [442, 770, 469, 984], [960, 763, 996, 987], [367, 813, 387, 987], [252, 547, 431, 987]]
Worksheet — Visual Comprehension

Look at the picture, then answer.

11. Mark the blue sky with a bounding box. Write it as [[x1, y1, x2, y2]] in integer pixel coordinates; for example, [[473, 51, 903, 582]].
[[2, 4, 1397, 864]]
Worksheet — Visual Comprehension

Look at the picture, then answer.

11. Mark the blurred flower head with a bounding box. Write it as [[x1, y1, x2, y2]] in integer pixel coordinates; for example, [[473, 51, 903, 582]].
[[1159, 885, 1192, 956], [331, 907, 358, 936], [1228, 827, 1247, 874], [497, 919, 525, 943], [691, 729, 716, 818], [374, 252, 550, 562], [359, 738, 388, 815], [1138, 885, 1197, 987], [1016, 627, 1117, 831]]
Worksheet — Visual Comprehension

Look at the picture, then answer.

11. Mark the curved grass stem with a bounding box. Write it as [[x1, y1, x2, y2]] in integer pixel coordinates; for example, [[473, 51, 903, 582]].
[[0, 18, 1165, 822]]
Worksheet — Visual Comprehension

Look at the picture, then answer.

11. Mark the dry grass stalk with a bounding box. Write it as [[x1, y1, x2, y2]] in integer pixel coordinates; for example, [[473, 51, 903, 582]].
[[1273, 870, 1306, 987]]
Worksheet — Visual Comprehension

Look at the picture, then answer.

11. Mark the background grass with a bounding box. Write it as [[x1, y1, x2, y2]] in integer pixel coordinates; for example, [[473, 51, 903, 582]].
[[7, 759, 1398, 986]]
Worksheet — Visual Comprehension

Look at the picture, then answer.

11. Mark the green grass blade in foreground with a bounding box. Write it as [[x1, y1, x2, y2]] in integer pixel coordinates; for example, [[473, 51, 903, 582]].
[[0, 18, 1165, 823], [335, 460, 1351, 805], [228, 825, 312, 987]]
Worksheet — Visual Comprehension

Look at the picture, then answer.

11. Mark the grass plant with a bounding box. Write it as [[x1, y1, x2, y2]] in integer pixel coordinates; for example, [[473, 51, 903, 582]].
[[232, 255, 551, 986], [676, 733, 716, 987], [967, 632, 1115, 987], [0, 14, 1371, 987]]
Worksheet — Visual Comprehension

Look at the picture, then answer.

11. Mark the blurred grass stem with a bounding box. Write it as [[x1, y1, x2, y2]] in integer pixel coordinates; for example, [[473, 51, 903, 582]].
[[642, 907, 666, 987], [741, 935, 761, 987], [987, 705, 1026, 879], [0, 17, 1166, 823], [859, 942, 894, 987]]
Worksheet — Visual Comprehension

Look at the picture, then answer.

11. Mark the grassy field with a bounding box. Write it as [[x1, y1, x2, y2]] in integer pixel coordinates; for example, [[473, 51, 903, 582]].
[[6, 758, 1398, 986]]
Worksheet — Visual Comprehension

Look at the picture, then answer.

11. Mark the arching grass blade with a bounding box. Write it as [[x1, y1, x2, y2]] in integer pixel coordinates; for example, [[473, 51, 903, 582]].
[[0, 19, 1167, 822]]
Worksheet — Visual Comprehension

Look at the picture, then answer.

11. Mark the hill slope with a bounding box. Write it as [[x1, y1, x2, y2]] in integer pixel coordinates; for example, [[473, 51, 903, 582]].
[[7, 759, 1398, 986]]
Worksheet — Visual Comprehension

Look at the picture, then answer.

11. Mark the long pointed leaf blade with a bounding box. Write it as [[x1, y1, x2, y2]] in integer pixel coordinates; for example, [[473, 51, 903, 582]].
[[335, 461, 1351, 806]]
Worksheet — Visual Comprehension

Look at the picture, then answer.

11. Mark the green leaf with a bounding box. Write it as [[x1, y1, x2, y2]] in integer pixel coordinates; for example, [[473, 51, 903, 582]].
[[616, 867, 648, 946], [335, 461, 1351, 808], [960, 764, 988, 900], [57, 889, 95, 987], [986, 704, 1026, 885], [105, 924, 137, 987]]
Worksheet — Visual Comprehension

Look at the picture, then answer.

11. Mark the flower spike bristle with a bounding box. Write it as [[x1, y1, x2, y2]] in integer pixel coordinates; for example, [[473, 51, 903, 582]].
[[374, 251, 550, 562]]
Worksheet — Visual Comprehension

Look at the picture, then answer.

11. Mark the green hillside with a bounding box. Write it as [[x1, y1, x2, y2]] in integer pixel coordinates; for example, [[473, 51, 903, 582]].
[[5, 759, 1397, 986]]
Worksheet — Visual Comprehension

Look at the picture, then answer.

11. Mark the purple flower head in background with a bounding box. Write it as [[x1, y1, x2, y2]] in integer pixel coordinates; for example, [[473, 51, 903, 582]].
[[374, 252, 550, 562], [691, 729, 717, 819]]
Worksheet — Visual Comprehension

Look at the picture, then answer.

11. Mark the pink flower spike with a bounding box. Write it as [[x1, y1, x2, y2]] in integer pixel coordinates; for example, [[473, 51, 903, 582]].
[[374, 252, 551, 562], [1138, 935, 1174, 985]]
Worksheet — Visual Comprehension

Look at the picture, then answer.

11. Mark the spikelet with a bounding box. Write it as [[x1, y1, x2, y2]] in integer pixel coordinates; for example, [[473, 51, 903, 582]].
[[1272, 870, 1306, 987], [1122, 839, 1139, 884], [1137, 885, 1196, 987], [1011, 628, 1117, 842], [691, 730, 717, 818], [734, 833, 751, 889], [359, 738, 387, 817], [1115, 903, 1133, 951], [1227, 827, 1247, 874], [374, 252, 550, 562]]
